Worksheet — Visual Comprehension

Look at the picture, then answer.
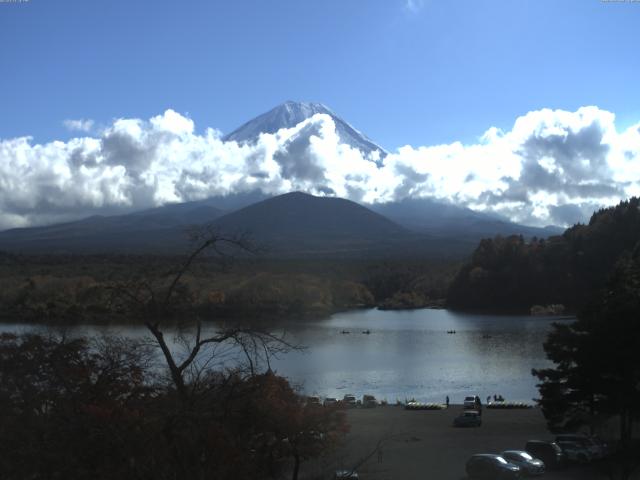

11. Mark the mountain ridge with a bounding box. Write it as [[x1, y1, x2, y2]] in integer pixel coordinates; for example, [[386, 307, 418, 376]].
[[367, 197, 563, 239], [0, 192, 562, 257]]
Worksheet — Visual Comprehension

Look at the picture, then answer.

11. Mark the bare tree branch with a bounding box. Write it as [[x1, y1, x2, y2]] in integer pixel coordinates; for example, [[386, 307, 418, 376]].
[[105, 224, 297, 404]]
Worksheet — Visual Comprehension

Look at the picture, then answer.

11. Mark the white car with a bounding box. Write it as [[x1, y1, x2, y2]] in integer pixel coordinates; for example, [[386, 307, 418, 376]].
[[323, 397, 338, 407], [463, 395, 482, 410], [501, 450, 545, 476]]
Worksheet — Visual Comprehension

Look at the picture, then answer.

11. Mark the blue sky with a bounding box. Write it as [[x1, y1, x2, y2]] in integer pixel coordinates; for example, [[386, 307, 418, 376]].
[[1, 0, 638, 149], [1, 0, 640, 229]]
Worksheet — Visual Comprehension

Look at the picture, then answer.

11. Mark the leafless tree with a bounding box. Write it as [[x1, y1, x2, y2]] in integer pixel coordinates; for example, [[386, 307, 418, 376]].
[[107, 225, 294, 401]]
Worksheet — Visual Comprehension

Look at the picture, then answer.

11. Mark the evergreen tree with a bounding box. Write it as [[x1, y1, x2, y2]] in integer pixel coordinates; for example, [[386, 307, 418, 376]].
[[533, 247, 640, 479]]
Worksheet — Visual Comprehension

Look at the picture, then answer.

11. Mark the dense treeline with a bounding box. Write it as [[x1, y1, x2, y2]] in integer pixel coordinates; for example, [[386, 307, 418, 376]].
[[5, 199, 640, 319], [533, 247, 640, 480], [448, 198, 640, 312], [0, 254, 456, 323]]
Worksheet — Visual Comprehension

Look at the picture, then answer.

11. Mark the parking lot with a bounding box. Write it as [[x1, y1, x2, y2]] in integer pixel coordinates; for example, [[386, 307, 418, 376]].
[[309, 405, 614, 480]]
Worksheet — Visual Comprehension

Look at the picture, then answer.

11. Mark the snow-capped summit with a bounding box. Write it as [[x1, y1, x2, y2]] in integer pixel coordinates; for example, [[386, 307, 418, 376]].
[[223, 101, 387, 158]]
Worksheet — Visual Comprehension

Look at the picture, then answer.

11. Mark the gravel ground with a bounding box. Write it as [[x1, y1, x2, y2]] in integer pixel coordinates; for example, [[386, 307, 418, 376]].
[[304, 405, 615, 480]]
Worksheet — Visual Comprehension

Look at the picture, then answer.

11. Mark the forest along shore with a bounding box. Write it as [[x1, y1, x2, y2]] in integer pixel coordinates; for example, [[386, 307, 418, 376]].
[[0, 254, 457, 325], [313, 405, 610, 480]]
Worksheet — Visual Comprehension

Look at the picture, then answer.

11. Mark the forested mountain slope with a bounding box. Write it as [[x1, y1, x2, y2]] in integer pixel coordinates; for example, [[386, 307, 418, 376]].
[[447, 198, 640, 312]]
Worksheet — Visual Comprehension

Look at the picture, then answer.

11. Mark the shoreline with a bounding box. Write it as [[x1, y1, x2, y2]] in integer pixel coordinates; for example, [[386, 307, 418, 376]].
[[0, 304, 577, 327]]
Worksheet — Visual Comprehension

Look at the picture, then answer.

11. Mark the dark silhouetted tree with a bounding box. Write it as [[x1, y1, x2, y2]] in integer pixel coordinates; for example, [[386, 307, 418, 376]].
[[101, 225, 346, 480], [533, 247, 640, 480]]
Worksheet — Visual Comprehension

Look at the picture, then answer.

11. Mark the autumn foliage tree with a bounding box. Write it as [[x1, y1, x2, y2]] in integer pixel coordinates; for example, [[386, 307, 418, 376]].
[[0, 333, 156, 480], [0, 331, 348, 480], [0, 227, 349, 480]]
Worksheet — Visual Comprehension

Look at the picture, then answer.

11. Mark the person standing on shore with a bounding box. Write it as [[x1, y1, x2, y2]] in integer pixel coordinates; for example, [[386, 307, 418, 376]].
[[446, 395, 449, 408]]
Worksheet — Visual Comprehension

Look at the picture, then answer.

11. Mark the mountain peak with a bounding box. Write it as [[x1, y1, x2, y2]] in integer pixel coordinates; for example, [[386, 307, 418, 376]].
[[283, 99, 326, 108], [223, 101, 387, 159], [279, 190, 311, 198]]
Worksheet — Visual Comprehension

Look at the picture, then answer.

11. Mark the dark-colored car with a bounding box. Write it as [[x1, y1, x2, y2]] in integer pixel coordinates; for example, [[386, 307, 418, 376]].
[[362, 394, 377, 408], [525, 440, 565, 470], [555, 434, 603, 460], [501, 450, 545, 476], [453, 410, 482, 427], [466, 454, 521, 479], [556, 441, 592, 464]]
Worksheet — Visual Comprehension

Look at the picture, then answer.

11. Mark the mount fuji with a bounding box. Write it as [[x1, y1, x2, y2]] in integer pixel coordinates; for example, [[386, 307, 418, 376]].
[[223, 101, 387, 159], [0, 101, 563, 256]]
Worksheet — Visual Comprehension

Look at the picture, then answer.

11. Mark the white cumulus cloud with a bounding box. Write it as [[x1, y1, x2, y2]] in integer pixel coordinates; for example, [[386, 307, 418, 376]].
[[1, 106, 639, 231], [63, 119, 95, 132]]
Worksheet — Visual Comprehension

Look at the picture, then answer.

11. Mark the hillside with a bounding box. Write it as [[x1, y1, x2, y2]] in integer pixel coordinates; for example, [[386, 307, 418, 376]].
[[367, 198, 562, 241], [0, 192, 421, 257], [447, 198, 640, 312], [0, 190, 561, 259], [0, 200, 226, 254], [211, 192, 409, 256]]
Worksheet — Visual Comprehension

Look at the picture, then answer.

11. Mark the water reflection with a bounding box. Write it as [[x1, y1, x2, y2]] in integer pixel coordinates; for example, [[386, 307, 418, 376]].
[[0, 308, 572, 404], [269, 309, 571, 403]]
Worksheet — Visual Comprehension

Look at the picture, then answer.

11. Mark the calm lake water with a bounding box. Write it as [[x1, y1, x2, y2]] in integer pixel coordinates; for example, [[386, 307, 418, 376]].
[[0, 308, 571, 404]]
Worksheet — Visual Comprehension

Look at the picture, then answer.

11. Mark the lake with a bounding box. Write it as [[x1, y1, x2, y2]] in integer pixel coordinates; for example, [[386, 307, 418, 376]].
[[0, 308, 570, 404]]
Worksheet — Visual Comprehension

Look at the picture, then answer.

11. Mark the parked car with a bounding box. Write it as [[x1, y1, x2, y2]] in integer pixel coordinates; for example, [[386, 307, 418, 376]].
[[342, 394, 357, 408], [306, 396, 321, 407], [334, 469, 358, 479], [466, 454, 521, 479], [453, 410, 482, 427], [555, 434, 604, 460], [464, 395, 482, 410], [500, 450, 545, 476], [323, 397, 338, 407], [556, 441, 592, 464], [525, 440, 565, 469], [362, 394, 377, 408]]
